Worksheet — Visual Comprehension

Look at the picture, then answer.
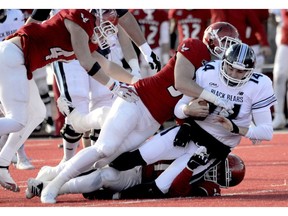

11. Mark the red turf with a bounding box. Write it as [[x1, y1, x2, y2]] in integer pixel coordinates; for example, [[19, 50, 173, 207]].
[[0, 132, 288, 209]]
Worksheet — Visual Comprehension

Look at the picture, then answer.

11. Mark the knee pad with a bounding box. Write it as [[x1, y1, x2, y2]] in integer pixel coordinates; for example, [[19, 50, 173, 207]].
[[60, 123, 83, 143]]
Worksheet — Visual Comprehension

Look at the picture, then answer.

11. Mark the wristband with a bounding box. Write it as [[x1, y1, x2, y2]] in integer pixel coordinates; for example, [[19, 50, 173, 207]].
[[229, 119, 239, 134], [88, 62, 101, 76], [139, 42, 152, 56]]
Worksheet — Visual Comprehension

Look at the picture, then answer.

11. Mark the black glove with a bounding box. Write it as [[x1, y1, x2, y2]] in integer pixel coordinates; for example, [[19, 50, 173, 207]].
[[173, 123, 192, 147], [187, 146, 209, 170], [149, 51, 161, 72]]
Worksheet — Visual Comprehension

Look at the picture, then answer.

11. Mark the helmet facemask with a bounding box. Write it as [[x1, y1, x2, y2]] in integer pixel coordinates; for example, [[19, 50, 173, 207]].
[[204, 159, 231, 188], [220, 60, 254, 88], [213, 36, 241, 59], [204, 154, 246, 188], [91, 9, 118, 50]]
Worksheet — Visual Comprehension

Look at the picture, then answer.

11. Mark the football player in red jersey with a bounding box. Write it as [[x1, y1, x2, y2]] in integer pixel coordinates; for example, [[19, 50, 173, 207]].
[[169, 9, 211, 53], [130, 9, 170, 77], [34, 22, 240, 204], [0, 9, 140, 193], [25, 153, 245, 200]]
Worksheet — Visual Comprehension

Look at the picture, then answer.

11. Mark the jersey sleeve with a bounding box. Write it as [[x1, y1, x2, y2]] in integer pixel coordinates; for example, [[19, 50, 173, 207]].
[[251, 74, 277, 113], [63, 9, 95, 38], [176, 38, 210, 69]]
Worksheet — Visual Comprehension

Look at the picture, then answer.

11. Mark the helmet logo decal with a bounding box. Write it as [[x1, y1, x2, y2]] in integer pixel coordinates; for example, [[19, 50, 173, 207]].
[[181, 43, 189, 52], [81, 13, 89, 23]]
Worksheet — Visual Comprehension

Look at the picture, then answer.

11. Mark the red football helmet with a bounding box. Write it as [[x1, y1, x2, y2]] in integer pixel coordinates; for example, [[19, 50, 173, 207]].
[[202, 22, 241, 59], [204, 153, 246, 188], [90, 9, 118, 49]]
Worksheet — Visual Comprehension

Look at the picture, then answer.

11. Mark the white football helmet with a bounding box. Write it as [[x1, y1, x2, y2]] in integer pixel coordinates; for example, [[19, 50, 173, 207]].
[[220, 43, 256, 88], [90, 9, 118, 50]]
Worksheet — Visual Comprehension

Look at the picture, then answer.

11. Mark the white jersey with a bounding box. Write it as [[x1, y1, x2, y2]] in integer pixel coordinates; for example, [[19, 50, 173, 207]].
[[0, 9, 24, 41], [177, 60, 276, 148]]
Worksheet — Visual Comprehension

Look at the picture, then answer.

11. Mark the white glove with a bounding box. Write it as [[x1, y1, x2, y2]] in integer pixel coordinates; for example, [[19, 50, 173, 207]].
[[200, 89, 234, 115], [110, 82, 139, 103], [139, 43, 161, 72], [214, 98, 234, 115]]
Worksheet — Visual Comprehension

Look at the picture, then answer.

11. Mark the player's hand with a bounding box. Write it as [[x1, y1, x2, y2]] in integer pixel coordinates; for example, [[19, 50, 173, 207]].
[[187, 146, 209, 170], [173, 122, 192, 147], [144, 51, 161, 72], [214, 98, 234, 115], [110, 82, 139, 103]]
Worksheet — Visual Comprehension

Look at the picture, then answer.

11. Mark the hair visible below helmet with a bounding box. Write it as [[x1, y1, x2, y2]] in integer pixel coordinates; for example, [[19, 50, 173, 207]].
[[90, 9, 118, 50], [203, 22, 241, 59], [220, 43, 256, 88], [0, 9, 7, 19], [204, 153, 246, 188]]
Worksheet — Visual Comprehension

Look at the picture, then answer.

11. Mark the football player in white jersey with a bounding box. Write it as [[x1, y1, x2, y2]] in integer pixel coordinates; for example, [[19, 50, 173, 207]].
[[107, 43, 276, 198]]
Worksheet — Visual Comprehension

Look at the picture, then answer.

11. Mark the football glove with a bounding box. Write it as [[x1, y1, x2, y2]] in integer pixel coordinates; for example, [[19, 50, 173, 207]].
[[173, 122, 192, 148], [187, 146, 209, 171], [214, 98, 234, 115], [110, 82, 139, 103], [145, 51, 161, 72]]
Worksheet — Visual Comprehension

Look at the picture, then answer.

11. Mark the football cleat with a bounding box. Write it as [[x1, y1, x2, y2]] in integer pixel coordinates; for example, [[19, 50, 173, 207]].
[[15, 159, 35, 170], [40, 185, 59, 204], [25, 178, 44, 199], [0, 167, 20, 192]]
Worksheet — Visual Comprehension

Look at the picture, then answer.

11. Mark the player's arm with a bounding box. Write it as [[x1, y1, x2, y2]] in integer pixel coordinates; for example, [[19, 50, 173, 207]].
[[118, 10, 161, 72], [213, 109, 273, 142], [64, 19, 136, 86], [117, 25, 141, 78], [174, 52, 203, 97], [159, 20, 170, 66]]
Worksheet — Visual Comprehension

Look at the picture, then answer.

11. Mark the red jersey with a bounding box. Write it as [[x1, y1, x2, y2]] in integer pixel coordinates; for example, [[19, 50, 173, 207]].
[[281, 9, 288, 45], [129, 9, 169, 49], [7, 9, 98, 79], [168, 9, 211, 43], [210, 9, 269, 46], [134, 38, 210, 124], [248, 9, 269, 46]]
